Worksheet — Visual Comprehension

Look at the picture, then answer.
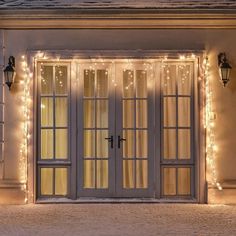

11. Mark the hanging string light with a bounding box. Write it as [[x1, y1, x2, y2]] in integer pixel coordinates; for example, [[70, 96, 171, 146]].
[[19, 54, 31, 203], [19, 53, 215, 204], [204, 57, 222, 191]]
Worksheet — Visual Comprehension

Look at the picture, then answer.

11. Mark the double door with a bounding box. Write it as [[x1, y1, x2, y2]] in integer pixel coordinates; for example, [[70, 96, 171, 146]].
[[77, 62, 154, 197]]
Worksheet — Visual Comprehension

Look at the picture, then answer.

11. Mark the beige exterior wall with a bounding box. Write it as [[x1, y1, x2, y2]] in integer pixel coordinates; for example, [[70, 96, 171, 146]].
[[1, 29, 236, 203]]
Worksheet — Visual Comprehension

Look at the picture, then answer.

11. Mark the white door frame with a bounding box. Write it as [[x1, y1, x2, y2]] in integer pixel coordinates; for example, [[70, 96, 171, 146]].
[[32, 50, 206, 203]]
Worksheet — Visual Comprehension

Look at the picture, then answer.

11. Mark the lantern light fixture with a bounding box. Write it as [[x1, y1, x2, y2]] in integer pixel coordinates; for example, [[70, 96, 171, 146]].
[[4, 56, 16, 90], [218, 53, 232, 87]]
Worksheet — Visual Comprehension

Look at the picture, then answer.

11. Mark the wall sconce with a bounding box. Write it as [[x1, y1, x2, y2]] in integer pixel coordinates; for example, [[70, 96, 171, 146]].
[[218, 53, 232, 87], [4, 56, 16, 90]]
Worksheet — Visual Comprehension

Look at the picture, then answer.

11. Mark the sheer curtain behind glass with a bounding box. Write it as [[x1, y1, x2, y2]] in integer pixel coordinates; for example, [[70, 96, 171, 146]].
[[163, 63, 191, 196], [122, 69, 148, 189], [83, 69, 109, 189], [40, 65, 68, 196]]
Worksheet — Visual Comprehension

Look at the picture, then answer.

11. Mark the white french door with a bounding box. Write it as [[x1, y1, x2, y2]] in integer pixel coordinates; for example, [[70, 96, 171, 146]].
[[115, 63, 154, 197], [77, 63, 116, 197], [77, 62, 154, 197]]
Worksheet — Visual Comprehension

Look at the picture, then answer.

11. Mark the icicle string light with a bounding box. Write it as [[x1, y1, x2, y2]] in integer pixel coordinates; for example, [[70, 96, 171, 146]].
[[204, 57, 222, 191], [20, 54, 31, 203], [18, 52, 200, 203]]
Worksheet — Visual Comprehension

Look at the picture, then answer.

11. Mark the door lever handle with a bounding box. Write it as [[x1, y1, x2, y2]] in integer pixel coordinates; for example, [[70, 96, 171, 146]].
[[118, 135, 126, 149], [105, 136, 113, 149]]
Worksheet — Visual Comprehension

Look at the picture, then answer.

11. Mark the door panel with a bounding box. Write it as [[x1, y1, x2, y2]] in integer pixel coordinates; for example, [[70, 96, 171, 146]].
[[78, 63, 115, 197], [115, 63, 154, 197]]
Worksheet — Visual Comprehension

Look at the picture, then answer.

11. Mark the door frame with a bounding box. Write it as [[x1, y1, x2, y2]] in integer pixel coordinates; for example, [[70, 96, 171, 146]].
[[32, 50, 206, 203]]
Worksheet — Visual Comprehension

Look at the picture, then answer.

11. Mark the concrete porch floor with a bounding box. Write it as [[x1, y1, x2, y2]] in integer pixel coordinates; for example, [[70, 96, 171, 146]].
[[0, 204, 235, 236]]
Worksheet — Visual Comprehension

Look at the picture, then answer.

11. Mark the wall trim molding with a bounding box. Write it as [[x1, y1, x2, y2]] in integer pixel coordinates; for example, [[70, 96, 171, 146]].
[[1, 11, 236, 29], [208, 180, 236, 190], [0, 179, 24, 189]]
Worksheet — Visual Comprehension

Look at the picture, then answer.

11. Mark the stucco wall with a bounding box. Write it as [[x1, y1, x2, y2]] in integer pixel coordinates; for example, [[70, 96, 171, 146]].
[[1, 29, 236, 202]]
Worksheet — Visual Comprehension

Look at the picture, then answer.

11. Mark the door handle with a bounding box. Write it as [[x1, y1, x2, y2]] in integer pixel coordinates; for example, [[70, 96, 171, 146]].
[[118, 135, 126, 149], [105, 136, 113, 149]]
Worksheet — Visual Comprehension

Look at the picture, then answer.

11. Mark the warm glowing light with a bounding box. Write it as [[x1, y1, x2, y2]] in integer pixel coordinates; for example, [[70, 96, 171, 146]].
[[20, 54, 32, 203], [204, 56, 222, 191]]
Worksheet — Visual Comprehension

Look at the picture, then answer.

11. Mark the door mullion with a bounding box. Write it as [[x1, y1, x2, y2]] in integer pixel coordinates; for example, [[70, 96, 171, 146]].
[[134, 67, 137, 189], [115, 64, 123, 195], [95, 69, 97, 189], [109, 63, 116, 196], [70, 62, 77, 200], [77, 65, 85, 196]]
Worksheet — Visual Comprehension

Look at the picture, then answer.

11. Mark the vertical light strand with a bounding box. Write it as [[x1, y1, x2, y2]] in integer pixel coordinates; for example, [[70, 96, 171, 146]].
[[20, 54, 31, 203], [204, 57, 222, 191]]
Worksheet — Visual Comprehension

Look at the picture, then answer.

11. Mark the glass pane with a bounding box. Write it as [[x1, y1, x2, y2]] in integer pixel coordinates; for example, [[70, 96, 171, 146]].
[[41, 168, 53, 195], [178, 168, 191, 195], [163, 65, 176, 95], [41, 98, 53, 127], [84, 130, 95, 158], [96, 160, 108, 189], [97, 70, 108, 97], [136, 160, 148, 188], [136, 100, 147, 128], [41, 129, 53, 159], [96, 100, 108, 128], [41, 66, 53, 95], [55, 129, 68, 159], [178, 129, 191, 159], [123, 130, 134, 158], [84, 160, 95, 188], [97, 130, 108, 158], [123, 100, 134, 128], [84, 100, 95, 128], [136, 130, 148, 158], [123, 160, 134, 188], [55, 66, 67, 94], [163, 168, 176, 195], [55, 168, 68, 195], [123, 70, 134, 98], [84, 70, 95, 97], [55, 98, 68, 127], [178, 98, 190, 127], [178, 65, 191, 95], [164, 97, 176, 127], [163, 129, 176, 159], [136, 70, 147, 98]]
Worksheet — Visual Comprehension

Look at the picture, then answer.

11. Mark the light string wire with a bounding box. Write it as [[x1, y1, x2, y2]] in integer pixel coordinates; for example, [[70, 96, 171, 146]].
[[204, 57, 222, 191]]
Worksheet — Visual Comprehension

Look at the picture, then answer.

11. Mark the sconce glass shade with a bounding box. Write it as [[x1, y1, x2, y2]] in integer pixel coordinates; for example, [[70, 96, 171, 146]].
[[218, 53, 232, 87], [4, 56, 16, 90]]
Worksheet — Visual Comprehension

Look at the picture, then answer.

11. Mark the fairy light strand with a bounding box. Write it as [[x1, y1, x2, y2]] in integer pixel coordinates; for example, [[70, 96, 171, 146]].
[[20, 54, 31, 203], [204, 57, 222, 191], [20, 52, 220, 204]]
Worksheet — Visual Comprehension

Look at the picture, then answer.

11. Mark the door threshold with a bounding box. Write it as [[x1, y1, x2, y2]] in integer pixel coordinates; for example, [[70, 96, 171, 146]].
[[36, 198, 198, 204]]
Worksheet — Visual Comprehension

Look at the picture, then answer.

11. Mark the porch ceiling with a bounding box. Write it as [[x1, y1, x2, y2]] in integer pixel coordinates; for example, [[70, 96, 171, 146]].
[[1, 1, 236, 29]]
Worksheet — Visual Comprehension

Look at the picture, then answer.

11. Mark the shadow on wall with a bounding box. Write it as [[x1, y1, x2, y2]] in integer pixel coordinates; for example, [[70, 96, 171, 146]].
[[228, 59, 236, 92], [8, 74, 22, 95]]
